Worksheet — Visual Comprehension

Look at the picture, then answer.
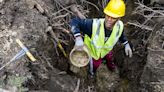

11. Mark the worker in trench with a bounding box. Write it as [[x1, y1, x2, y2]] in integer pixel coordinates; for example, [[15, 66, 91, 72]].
[[70, 0, 133, 77]]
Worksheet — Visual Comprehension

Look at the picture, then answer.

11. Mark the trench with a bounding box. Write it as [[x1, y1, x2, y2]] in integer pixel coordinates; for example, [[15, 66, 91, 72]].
[[0, 0, 162, 92], [24, 1, 150, 92]]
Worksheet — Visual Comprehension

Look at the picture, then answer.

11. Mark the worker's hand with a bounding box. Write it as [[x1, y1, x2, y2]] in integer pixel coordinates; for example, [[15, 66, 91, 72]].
[[125, 43, 133, 58], [75, 36, 84, 50]]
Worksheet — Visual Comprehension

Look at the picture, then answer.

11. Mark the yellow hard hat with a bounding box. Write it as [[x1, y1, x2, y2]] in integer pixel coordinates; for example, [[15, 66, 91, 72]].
[[104, 0, 125, 18]]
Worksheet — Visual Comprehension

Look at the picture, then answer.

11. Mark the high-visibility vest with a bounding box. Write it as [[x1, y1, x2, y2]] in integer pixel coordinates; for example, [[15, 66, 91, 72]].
[[84, 19, 124, 60]]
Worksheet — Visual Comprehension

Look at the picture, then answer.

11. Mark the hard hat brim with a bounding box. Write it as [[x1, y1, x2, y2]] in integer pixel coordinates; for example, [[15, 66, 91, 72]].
[[104, 9, 124, 18]]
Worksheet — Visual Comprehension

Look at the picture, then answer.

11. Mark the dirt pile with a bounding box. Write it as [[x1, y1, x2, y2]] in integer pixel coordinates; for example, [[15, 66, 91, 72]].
[[0, 0, 73, 91], [0, 0, 49, 91]]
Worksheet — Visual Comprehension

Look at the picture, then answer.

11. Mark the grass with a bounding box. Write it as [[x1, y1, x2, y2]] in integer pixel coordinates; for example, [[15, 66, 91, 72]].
[[7, 75, 29, 92]]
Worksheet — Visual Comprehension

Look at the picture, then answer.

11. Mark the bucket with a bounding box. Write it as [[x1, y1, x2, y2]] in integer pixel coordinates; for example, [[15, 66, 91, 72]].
[[69, 45, 90, 67]]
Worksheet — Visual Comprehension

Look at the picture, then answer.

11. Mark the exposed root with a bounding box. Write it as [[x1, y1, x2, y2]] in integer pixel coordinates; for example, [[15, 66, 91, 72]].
[[127, 1, 164, 31]]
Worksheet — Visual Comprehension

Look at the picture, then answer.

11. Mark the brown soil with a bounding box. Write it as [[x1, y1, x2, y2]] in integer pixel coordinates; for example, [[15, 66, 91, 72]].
[[0, 0, 163, 92]]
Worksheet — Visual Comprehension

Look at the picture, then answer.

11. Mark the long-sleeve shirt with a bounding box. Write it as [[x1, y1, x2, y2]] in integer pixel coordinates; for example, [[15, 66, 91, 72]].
[[70, 17, 128, 44]]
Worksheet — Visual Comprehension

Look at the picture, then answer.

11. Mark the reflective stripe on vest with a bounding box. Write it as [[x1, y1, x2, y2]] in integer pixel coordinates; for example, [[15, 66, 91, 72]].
[[84, 19, 124, 60]]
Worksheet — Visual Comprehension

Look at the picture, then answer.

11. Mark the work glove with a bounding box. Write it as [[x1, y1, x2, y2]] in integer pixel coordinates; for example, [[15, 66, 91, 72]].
[[125, 43, 133, 58], [75, 36, 84, 50]]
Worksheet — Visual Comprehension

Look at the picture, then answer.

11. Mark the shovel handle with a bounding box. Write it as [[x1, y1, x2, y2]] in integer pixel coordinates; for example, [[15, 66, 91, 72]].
[[16, 39, 36, 62]]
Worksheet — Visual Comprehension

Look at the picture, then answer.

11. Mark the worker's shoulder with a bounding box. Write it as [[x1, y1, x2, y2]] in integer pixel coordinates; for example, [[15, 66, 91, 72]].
[[116, 19, 124, 25], [93, 18, 105, 20], [92, 18, 105, 23]]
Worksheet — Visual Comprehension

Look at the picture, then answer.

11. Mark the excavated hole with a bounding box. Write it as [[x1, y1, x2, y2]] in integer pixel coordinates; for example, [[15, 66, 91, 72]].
[[1, 0, 162, 92], [25, 4, 149, 92], [23, 1, 150, 92]]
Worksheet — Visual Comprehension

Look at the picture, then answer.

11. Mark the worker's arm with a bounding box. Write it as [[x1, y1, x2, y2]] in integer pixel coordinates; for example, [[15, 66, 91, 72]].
[[70, 17, 93, 38], [119, 32, 128, 45], [70, 17, 93, 49], [119, 32, 133, 58]]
